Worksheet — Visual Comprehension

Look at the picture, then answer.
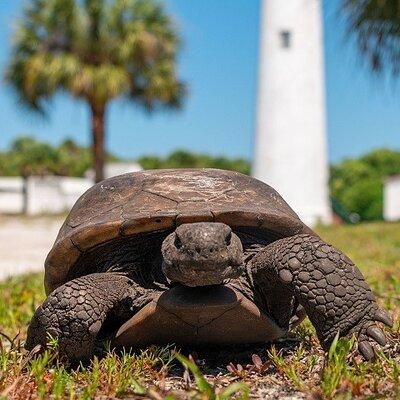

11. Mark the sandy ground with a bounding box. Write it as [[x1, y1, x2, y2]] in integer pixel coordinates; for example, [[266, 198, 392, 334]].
[[0, 216, 63, 281]]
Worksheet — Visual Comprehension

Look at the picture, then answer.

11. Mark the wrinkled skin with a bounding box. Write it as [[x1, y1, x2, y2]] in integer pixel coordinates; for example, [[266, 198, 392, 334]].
[[26, 222, 392, 362], [162, 223, 244, 286]]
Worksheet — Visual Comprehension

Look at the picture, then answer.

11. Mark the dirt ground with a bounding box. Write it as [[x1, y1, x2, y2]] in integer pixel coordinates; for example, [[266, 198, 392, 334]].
[[0, 216, 63, 281]]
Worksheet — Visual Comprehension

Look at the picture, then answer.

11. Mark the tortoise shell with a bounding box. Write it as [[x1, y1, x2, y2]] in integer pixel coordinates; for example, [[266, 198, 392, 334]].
[[45, 169, 315, 294]]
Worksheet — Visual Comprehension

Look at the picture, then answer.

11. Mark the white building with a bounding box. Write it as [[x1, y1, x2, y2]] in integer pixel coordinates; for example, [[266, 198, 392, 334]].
[[384, 176, 400, 221], [253, 0, 332, 226]]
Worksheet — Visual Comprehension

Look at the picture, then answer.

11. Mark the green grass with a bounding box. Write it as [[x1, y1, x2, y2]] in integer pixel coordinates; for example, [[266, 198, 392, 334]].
[[0, 222, 399, 399]]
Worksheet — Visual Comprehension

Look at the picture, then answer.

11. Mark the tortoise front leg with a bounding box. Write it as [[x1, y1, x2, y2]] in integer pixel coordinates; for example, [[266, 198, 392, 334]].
[[26, 272, 155, 362], [250, 234, 393, 360]]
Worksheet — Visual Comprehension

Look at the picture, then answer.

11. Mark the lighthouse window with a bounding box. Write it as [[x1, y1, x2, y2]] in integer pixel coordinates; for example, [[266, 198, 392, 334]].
[[280, 30, 291, 48]]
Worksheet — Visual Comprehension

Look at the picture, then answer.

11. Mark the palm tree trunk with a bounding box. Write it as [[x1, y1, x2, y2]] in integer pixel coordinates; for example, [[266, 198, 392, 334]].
[[90, 102, 106, 183]]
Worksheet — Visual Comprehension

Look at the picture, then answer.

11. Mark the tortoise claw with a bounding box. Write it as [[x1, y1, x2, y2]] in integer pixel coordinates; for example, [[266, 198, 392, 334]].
[[367, 326, 386, 346], [358, 341, 375, 361], [348, 305, 392, 360], [374, 309, 393, 327]]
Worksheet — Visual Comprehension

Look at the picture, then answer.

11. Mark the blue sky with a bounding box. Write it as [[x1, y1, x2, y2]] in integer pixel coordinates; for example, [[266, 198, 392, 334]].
[[0, 0, 399, 163]]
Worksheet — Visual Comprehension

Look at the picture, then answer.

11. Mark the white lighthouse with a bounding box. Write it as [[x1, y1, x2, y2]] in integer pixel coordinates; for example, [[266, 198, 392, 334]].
[[253, 0, 332, 226]]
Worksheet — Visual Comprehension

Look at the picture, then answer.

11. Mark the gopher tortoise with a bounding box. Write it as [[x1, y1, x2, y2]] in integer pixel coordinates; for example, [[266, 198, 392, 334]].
[[26, 169, 392, 362]]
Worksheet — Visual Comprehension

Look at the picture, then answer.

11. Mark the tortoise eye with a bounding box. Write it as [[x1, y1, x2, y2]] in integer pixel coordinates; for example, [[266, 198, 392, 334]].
[[225, 231, 232, 246], [174, 234, 183, 249]]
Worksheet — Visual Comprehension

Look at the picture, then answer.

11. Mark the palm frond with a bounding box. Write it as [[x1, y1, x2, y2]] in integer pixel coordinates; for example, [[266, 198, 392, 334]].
[[341, 0, 400, 74], [5, 0, 186, 112]]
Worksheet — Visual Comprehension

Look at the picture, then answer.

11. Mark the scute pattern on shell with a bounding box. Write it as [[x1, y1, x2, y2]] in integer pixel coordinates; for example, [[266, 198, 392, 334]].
[[44, 169, 315, 294]]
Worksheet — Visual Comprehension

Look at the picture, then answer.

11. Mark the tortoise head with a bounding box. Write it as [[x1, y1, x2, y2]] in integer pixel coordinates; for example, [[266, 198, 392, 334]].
[[161, 222, 244, 287]]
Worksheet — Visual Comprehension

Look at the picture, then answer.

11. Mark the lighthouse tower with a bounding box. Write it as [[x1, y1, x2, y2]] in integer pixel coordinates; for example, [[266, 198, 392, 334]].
[[253, 0, 332, 226]]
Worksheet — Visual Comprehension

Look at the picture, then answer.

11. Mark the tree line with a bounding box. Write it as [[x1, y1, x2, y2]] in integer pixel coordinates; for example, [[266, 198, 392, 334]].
[[1, 137, 399, 221], [0, 137, 250, 178], [0, 137, 97, 178]]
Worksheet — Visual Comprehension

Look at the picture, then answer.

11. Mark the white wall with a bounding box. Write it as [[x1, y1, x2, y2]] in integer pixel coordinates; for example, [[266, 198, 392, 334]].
[[0, 162, 143, 215], [0, 176, 92, 215], [0, 177, 24, 214], [253, 0, 331, 226], [384, 176, 400, 221], [0, 162, 142, 215], [26, 176, 92, 215]]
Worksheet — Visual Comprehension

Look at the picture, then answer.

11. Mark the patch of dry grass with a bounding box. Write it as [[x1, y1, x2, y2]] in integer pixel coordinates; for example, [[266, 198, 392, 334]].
[[0, 222, 399, 399]]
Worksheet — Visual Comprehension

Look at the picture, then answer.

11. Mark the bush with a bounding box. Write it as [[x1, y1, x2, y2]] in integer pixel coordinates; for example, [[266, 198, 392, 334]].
[[330, 148, 400, 221], [138, 149, 251, 175], [0, 137, 114, 177]]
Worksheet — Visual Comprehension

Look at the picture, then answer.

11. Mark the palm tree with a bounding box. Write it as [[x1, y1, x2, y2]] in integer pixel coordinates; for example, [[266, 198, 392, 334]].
[[6, 0, 185, 182], [341, 0, 400, 74]]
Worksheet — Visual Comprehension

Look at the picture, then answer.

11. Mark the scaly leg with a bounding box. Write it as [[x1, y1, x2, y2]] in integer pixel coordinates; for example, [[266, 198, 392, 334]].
[[26, 272, 157, 362], [250, 234, 393, 360]]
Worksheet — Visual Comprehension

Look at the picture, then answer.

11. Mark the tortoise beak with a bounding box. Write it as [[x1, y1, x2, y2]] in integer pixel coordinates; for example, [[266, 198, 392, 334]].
[[161, 222, 244, 287]]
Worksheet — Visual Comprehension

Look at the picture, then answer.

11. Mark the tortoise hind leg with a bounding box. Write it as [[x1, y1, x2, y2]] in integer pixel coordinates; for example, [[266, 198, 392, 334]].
[[250, 234, 393, 360], [26, 272, 155, 363]]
